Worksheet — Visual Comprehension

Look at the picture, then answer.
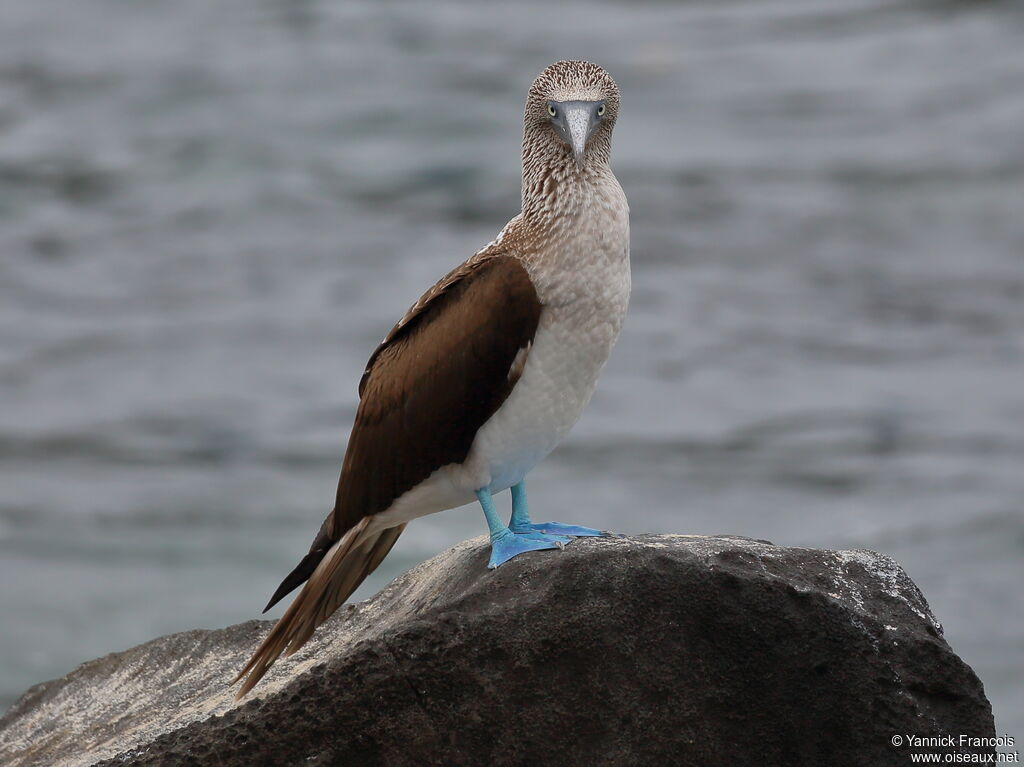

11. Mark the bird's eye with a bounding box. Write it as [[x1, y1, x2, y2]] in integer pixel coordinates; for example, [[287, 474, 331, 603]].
[[547, 105, 557, 117], [597, 104, 606, 117]]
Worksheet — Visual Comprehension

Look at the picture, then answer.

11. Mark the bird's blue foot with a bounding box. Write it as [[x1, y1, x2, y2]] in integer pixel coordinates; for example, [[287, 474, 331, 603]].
[[508, 481, 613, 538], [510, 520, 607, 537], [488, 528, 562, 569], [514, 528, 571, 545], [477, 487, 565, 569]]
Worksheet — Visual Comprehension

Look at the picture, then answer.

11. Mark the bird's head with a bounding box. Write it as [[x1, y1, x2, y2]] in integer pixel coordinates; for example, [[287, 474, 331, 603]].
[[524, 60, 620, 170]]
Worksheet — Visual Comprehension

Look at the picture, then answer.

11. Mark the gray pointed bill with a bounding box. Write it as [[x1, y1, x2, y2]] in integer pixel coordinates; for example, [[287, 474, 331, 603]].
[[548, 100, 606, 166]]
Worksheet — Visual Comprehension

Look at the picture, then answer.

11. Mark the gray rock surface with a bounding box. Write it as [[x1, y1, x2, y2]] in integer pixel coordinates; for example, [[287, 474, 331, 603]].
[[0, 535, 996, 766]]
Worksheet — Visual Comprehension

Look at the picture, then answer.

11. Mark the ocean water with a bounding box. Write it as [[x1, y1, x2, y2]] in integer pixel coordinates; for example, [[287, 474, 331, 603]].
[[1, 0, 1022, 741]]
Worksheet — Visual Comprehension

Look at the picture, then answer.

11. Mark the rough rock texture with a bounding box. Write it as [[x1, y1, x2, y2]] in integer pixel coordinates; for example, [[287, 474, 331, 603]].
[[0, 535, 996, 766]]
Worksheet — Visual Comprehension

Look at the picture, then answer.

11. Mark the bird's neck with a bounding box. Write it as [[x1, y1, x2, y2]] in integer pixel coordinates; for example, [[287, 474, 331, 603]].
[[519, 151, 617, 224], [504, 139, 628, 294]]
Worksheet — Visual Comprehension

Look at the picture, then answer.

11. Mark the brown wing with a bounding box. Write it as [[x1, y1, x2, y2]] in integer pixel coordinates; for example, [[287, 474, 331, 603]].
[[236, 255, 541, 696], [262, 253, 540, 612], [358, 250, 495, 397], [333, 253, 542, 536]]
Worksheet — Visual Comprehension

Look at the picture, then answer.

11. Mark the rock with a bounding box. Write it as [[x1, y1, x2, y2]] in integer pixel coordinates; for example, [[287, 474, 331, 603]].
[[0, 535, 996, 766]]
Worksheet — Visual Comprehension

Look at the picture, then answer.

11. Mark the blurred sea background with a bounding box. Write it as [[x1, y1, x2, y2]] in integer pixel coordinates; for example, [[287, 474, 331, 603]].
[[1, 0, 1022, 740]]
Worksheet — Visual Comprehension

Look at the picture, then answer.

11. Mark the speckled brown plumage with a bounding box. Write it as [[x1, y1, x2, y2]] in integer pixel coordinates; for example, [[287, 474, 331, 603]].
[[236, 60, 628, 697], [236, 257, 540, 696]]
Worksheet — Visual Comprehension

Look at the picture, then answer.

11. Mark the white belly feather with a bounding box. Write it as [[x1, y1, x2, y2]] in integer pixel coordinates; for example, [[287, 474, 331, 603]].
[[368, 170, 630, 533], [462, 287, 628, 492], [366, 285, 628, 534]]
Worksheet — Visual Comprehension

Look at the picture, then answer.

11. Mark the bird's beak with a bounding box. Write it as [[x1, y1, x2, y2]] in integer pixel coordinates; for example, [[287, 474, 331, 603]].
[[549, 100, 605, 168], [563, 104, 592, 167]]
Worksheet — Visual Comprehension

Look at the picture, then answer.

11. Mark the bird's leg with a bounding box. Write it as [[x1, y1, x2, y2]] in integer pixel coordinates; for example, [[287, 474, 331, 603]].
[[508, 481, 607, 537], [477, 488, 565, 568], [503, 482, 570, 546]]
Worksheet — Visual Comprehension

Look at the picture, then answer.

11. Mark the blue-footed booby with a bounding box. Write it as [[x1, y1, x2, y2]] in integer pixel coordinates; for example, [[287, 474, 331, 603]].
[[236, 60, 630, 696]]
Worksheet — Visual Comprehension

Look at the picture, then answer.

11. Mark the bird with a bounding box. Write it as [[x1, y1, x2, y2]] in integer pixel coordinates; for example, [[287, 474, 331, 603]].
[[235, 60, 630, 697]]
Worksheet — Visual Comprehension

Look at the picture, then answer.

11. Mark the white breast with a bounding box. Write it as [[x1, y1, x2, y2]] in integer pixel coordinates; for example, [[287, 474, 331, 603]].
[[368, 168, 630, 532], [457, 170, 631, 493]]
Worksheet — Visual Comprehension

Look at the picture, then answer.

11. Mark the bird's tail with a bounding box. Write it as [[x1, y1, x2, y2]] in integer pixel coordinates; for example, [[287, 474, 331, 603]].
[[234, 518, 405, 698]]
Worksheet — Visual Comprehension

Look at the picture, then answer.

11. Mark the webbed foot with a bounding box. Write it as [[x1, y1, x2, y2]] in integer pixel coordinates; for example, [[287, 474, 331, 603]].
[[510, 520, 608, 537], [488, 529, 563, 569]]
